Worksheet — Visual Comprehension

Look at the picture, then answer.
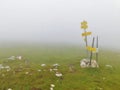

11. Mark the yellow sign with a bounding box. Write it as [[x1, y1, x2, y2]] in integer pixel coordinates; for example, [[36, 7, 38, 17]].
[[81, 21, 87, 25], [81, 21, 88, 29], [86, 46, 96, 52], [82, 32, 92, 36]]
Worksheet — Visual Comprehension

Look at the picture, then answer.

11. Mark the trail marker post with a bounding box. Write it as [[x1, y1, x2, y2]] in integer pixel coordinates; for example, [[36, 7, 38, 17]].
[[80, 20, 99, 67], [81, 20, 92, 58]]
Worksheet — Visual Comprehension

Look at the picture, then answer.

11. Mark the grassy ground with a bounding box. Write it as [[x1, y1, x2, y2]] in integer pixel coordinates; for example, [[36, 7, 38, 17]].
[[0, 44, 120, 90]]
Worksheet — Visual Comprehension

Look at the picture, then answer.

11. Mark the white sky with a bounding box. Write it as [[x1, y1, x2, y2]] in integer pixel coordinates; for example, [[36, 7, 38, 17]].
[[0, 0, 120, 48]]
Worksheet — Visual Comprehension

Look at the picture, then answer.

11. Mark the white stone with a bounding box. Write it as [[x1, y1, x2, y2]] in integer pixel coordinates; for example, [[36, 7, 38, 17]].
[[51, 84, 55, 87], [8, 56, 15, 60], [80, 59, 99, 68], [41, 64, 46, 67], [91, 60, 99, 68], [53, 63, 59, 67], [16, 56, 22, 60], [80, 61, 87, 68], [80, 59, 89, 68], [55, 72, 62, 77], [38, 69, 41, 72], [49, 69, 53, 72], [50, 87, 53, 90], [25, 72, 29, 74], [8, 88, 12, 90], [0, 64, 4, 69], [105, 65, 112, 68]]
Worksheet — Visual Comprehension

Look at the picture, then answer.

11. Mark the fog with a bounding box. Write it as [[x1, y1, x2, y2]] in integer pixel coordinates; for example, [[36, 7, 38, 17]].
[[0, 0, 120, 49]]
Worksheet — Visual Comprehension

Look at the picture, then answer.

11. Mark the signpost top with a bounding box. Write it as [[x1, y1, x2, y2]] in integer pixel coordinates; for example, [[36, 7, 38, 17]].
[[81, 20, 88, 30]]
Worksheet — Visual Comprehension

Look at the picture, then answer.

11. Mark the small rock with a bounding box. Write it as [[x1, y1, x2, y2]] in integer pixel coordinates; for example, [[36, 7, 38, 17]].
[[51, 84, 55, 87], [105, 65, 112, 68], [55, 72, 63, 77], [38, 69, 41, 72], [8, 88, 12, 90], [41, 64, 46, 67]]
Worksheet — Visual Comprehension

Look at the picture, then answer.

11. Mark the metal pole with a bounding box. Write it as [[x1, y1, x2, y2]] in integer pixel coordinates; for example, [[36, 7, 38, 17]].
[[90, 37, 95, 65], [96, 36, 98, 62]]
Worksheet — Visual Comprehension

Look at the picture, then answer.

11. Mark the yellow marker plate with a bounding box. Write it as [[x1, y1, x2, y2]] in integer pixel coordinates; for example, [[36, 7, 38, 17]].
[[81, 21, 88, 29], [86, 46, 96, 52], [81, 21, 87, 25], [82, 32, 92, 36], [81, 25, 88, 29]]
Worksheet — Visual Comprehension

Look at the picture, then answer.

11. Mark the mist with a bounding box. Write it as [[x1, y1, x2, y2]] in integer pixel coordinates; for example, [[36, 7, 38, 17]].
[[0, 0, 120, 49]]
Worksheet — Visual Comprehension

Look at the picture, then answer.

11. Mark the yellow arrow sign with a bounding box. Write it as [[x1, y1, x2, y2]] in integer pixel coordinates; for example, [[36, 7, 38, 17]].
[[81, 25, 88, 30], [86, 46, 96, 52], [81, 21, 88, 29], [82, 32, 92, 36], [81, 21, 87, 25]]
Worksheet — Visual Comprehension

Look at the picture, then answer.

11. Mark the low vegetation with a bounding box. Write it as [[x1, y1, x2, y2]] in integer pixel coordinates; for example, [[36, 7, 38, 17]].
[[0, 44, 120, 90]]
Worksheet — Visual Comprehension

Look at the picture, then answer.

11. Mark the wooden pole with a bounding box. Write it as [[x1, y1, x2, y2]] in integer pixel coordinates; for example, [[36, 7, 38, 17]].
[[84, 30, 88, 47], [84, 29, 89, 58], [90, 37, 95, 65]]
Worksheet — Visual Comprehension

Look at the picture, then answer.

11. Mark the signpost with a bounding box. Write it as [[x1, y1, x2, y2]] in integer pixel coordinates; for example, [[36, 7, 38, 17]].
[[81, 20, 90, 58], [80, 20, 99, 67]]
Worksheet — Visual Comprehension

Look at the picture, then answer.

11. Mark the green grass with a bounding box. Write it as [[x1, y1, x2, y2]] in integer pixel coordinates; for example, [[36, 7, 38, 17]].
[[0, 44, 120, 90]]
